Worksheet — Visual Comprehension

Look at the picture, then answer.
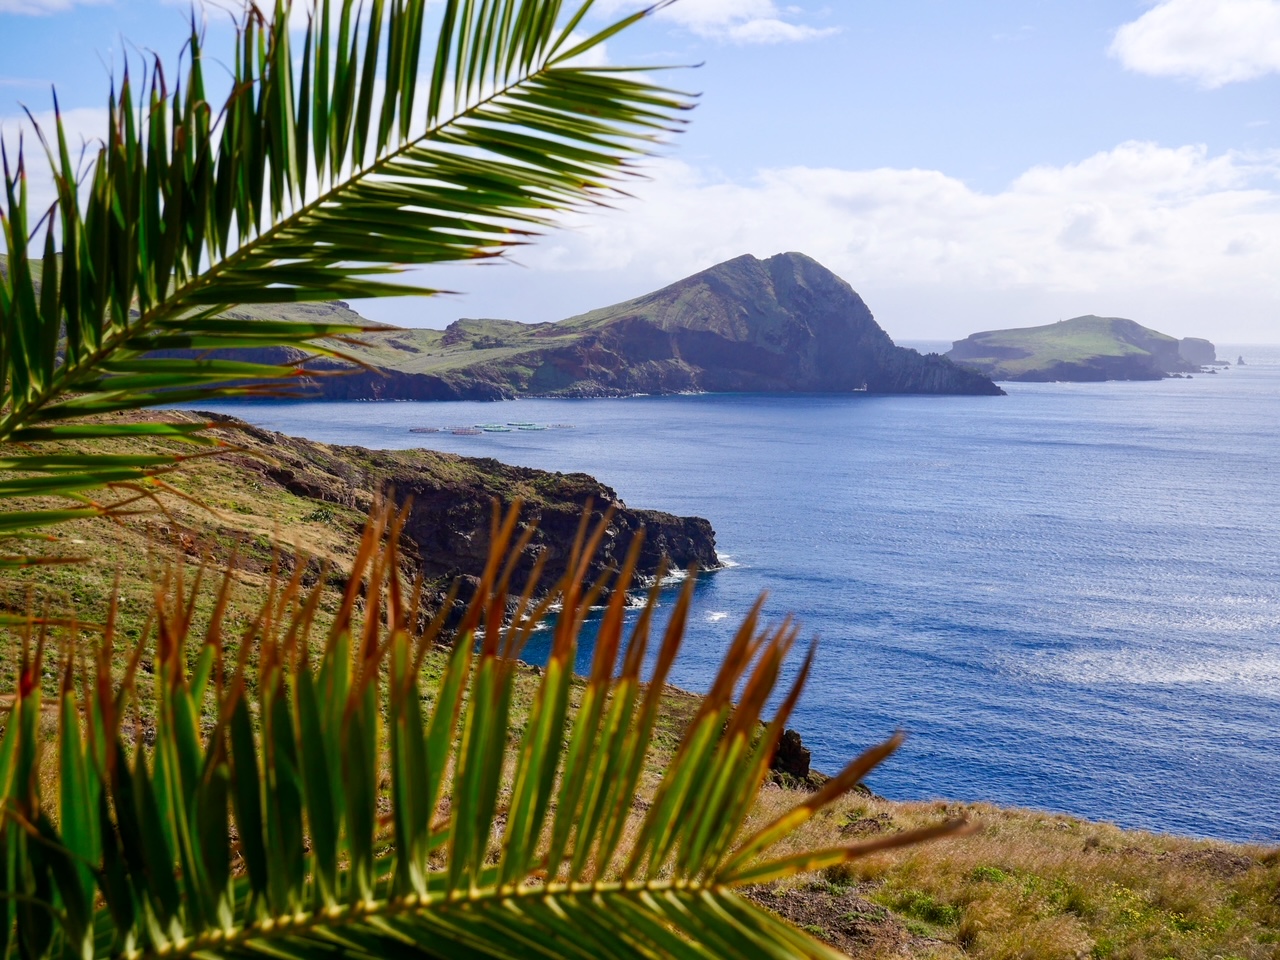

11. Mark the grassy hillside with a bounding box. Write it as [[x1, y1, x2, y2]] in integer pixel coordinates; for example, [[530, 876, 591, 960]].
[[750, 792, 1278, 959], [947, 316, 1190, 382], [984, 317, 1171, 363], [553, 255, 796, 339], [3, 428, 1276, 959], [329, 317, 581, 376]]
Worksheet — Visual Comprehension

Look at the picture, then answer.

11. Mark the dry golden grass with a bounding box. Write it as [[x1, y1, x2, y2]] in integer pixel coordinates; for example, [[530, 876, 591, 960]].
[[741, 789, 1280, 959]]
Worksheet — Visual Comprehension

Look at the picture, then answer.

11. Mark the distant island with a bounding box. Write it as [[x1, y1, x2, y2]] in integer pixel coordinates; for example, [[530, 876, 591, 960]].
[[210, 253, 1002, 399], [946, 315, 1219, 382]]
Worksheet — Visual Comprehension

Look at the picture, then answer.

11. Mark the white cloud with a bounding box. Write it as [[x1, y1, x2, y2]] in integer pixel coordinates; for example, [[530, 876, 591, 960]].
[[723, 17, 834, 45], [599, 0, 837, 44], [0, 0, 106, 13], [480, 142, 1280, 339], [534, 142, 1278, 291], [1111, 0, 1280, 87]]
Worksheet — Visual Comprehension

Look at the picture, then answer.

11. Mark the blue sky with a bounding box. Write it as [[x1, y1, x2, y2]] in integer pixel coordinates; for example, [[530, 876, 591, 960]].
[[2, 0, 1278, 341]]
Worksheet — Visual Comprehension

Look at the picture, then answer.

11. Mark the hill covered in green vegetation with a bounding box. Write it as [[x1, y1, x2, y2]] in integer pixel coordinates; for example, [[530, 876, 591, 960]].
[[946, 316, 1218, 382]]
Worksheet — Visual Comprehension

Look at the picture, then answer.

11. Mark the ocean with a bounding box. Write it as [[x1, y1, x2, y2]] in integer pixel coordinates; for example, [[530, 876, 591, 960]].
[[192, 343, 1280, 843]]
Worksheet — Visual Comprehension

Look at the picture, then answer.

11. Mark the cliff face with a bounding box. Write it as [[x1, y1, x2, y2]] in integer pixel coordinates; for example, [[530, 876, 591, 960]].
[[948, 316, 1214, 382], [223, 419, 719, 591], [1178, 337, 1218, 366]]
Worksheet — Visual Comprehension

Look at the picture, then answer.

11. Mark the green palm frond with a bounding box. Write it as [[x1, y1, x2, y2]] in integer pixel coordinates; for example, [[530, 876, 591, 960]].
[[0, 500, 967, 960], [0, 0, 694, 563]]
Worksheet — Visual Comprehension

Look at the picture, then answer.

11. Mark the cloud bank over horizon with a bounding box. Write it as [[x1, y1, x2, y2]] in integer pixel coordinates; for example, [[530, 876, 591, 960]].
[[396, 141, 1279, 341], [1111, 0, 1280, 87], [7, 102, 1271, 339]]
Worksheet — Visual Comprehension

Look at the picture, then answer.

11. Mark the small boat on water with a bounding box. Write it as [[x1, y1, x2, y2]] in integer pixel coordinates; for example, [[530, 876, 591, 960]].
[[451, 427, 482, 436], [409, 427, 441, 433], [482, 425, 513, 433], [507, 421, 536, 427], [549, 423, 574, 430], [517, 424, 548, 431]]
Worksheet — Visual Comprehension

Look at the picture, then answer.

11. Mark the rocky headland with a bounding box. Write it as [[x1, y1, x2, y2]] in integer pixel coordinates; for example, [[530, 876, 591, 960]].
[[220, 415, 719, 592], [947, 315, 1219, 382], [189, 253, 1003, 399], [0, 410, 718, 629]]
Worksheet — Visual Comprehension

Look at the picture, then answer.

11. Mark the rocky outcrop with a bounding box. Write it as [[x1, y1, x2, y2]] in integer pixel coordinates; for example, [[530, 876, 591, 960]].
[[767, 727, 834, 792], [771, 729, 812, 779], [219, 417, 719, 594]]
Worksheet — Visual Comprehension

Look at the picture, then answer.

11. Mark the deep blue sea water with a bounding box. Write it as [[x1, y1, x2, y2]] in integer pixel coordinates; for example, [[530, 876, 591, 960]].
[[192, 344, 1280, 843]]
